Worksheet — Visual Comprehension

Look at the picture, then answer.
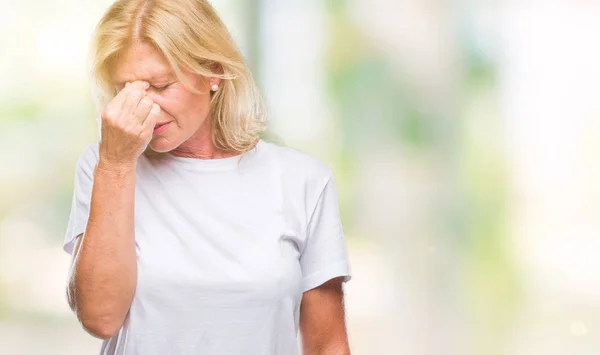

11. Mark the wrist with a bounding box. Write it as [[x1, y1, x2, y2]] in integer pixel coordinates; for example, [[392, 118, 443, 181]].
[[96, 157, 137, 175]]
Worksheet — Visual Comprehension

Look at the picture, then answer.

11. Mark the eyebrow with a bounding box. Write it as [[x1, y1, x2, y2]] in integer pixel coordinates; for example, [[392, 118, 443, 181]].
[[114, 74, 176, 87]]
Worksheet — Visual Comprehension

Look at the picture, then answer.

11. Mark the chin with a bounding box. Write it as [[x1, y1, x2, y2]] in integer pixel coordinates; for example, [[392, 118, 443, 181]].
[[148, 137, 177, 153]]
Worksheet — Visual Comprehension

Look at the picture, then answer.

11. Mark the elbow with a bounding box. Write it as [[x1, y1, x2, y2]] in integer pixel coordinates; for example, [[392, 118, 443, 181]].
[[66, 286, 125, 339], [79, 313, 124, 340], [315, 342, 351, 355]]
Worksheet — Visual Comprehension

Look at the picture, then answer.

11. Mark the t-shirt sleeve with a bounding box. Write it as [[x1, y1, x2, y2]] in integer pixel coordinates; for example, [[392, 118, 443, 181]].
[[299, 173, 352, 293], [63, 144, 98, 255]]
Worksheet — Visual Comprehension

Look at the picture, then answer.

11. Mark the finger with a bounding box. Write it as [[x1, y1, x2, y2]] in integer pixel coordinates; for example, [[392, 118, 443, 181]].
[[130, 80, 149, 91], [121, 85, 148, 116], [141, 103, 160, 135], [133, 96, 154, 123], [102, 82, 133, 119], [114, 81, 137, 104]]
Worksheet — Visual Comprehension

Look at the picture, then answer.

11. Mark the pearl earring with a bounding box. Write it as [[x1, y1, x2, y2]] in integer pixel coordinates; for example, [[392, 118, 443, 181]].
[[211, 84, 219, 92]]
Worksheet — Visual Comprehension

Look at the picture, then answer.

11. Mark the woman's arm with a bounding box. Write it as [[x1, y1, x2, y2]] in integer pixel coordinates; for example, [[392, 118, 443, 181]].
[[67, 161, 138, 339], [67, 81, 160, 339], [66, 80, 158, 340], [299, 277, 351, 355]]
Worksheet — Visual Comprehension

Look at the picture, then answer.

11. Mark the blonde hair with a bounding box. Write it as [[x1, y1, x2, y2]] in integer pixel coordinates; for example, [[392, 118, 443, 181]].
[[90, 0, 275, 153]]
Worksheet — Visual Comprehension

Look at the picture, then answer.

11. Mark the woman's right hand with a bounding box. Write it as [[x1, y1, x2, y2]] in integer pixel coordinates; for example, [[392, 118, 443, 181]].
[[99, 80, 161, 166]]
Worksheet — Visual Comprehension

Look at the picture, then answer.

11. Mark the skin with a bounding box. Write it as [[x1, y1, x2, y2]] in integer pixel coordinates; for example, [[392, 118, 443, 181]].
[[68, 41, 351, 353], [300, 277, 351, 355], [111, 40, 230, 159]]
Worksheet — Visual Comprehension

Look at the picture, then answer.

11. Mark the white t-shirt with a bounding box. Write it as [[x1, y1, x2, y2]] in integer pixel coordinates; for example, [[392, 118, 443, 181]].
[[63, 139, 352, 355]]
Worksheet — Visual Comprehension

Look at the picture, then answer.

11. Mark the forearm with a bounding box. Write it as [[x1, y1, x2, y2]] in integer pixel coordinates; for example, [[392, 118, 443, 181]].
[[68, 159, 138, 338]]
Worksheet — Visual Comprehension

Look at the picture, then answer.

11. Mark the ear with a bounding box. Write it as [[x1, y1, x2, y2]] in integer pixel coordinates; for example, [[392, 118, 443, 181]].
[[209, 62, 224, 87]]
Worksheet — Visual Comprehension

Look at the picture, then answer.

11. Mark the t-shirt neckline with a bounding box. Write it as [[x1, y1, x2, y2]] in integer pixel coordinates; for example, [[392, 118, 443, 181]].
[[162, 139, 264, 171]]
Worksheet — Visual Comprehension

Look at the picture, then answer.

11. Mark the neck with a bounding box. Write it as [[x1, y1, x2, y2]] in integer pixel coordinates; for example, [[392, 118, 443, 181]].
[[170, 118, 237, 159], [171, 138, 231, 160]]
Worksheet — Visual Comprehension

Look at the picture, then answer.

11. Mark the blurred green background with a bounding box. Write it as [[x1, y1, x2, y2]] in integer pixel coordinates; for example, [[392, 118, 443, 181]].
[[2, 0, 600, 354]]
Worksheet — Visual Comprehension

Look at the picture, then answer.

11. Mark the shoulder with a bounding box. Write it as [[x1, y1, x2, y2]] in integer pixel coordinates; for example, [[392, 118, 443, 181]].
[[261, 141, 333, 177], [259, 140, 334, 190]]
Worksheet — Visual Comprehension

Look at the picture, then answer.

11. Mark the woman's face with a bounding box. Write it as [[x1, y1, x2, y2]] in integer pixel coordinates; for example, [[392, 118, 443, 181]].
[[113, 41, 220, 153]]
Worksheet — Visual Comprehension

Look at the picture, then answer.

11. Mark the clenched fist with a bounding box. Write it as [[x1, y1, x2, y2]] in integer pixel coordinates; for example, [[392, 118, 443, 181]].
[[99, 81, 160, 166]]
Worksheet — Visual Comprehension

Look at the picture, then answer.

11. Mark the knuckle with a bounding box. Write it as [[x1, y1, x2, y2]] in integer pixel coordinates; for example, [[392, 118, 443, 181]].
[[102, 108, 116, 120], [141, 96, 153, 106], [129, 89, 144, 99], [127, 113, 140, 123]]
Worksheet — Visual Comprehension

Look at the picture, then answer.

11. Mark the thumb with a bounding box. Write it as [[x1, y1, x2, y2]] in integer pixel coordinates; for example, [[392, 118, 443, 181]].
[[149, 103, 160, 118], [143, 103, 160, 129]]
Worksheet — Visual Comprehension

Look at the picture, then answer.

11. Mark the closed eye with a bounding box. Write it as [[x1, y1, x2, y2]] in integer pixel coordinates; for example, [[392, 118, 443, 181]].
[[153, 82, 173, 91]]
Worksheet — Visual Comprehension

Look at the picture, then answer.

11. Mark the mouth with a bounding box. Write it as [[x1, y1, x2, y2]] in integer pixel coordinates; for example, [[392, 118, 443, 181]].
[[155, 121, 170, 127], [153, 121, 172, 134]]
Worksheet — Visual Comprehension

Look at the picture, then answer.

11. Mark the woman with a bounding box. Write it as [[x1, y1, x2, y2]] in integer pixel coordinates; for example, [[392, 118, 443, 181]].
[[63, 0, 352, 354]]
